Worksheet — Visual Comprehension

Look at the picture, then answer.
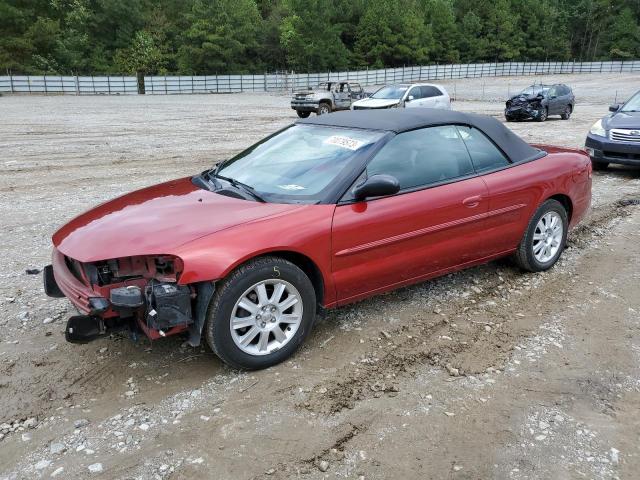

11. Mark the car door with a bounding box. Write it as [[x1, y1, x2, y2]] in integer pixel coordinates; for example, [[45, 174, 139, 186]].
[[458, 125, 538, 254], [350, 83, 364, 101], [334, 83, 351, 109], [559, 85, 573, 111], [546, 85, 561, 115], [331, 125, 490, 303], [403, 86, 423, 108], [420, 86, 444, 109]]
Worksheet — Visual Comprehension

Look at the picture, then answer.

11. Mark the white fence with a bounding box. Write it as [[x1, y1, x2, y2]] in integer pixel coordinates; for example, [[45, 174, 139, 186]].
[[1, 60, 639, 95], [0, 75, 137, 95]]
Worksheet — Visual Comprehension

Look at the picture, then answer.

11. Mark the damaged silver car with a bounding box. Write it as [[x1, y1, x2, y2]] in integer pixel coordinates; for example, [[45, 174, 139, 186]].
[[290, 81, 366, 117]]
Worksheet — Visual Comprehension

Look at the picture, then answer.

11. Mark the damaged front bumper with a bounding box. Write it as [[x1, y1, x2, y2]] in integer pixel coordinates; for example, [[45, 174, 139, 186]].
[[44, 248, 214, 345], [291, 100, 319, 112], [505, 103, 544, 120]]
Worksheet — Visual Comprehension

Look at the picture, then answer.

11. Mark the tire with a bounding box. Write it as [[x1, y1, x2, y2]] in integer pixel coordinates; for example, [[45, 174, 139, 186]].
[[513, 199, 568, 272], [296, 110, 311, 118], [505, 115, 515, 122], [591, 160, 609, 171], [317, 102, 331, 115], [205, 256, 316, 370], [560, 105, 572, 120], [536, 107, 548, 122]]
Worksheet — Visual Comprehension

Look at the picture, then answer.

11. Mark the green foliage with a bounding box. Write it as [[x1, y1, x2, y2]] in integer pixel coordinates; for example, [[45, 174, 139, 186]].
[[114, 30, 165, 74], [354, 0, 433, 68], [177, 0, 262, 74], [279, 0, 351, 71], [0, 0, 639, 74], [607, 7, 640, 58]]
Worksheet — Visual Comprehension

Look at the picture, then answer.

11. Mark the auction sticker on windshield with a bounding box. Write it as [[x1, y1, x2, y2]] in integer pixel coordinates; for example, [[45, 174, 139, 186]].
[[324, 135, 365, 150]]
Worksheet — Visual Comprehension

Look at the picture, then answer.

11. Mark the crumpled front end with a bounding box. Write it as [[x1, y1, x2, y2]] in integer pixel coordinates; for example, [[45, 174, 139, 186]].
[[291, 91, 320, 112], [505, 95, 545, 120], [44, 248, 213, 346]]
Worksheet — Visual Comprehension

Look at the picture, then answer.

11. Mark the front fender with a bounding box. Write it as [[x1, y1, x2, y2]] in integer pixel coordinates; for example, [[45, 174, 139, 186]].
[[172, 204, 337, 305]]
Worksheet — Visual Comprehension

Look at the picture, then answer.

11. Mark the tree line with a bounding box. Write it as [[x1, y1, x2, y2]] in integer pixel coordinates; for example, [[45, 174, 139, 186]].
[[1, 0, 639, 76]]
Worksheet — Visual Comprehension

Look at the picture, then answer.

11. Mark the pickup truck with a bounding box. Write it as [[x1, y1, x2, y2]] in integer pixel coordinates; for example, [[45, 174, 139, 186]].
[[291, 81, 366, 117]]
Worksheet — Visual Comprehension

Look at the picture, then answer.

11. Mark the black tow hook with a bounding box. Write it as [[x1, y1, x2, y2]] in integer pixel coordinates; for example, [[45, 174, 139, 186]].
[[65, 315, 105, 344]]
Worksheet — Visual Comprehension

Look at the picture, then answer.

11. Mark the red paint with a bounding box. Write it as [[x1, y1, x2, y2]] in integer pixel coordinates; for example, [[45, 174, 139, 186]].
[[52, 146, 591, 325]]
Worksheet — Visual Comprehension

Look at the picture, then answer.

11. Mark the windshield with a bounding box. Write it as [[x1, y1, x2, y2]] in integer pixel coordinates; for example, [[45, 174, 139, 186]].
[[621, 91, 640, 112], [520, 85, 549, 96], [215, 125, 385, 203], [372, 85, 408, 100]]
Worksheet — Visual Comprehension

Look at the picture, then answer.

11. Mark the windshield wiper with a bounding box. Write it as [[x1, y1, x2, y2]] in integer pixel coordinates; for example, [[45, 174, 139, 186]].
[[209, 172, 266, 203]]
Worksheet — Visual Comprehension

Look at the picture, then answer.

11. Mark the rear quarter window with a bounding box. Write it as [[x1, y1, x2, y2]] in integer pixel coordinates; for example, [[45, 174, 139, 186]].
[[421, 86, 443, 98], [457, 126, 510, 173]]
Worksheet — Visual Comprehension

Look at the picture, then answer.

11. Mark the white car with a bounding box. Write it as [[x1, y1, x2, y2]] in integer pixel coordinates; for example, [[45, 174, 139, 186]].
[[352, 83, 451, 110]]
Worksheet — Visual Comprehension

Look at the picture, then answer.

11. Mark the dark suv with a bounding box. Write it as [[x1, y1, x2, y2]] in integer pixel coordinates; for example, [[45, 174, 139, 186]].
[[505, 84, 575, 122], [585, 90, 640, 170]]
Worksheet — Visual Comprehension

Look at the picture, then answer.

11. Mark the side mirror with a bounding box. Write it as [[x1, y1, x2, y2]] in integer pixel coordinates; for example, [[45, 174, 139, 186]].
[[352, 174, 400, 201], [609, 104, 621, 112], [406, 95, 414, 102]]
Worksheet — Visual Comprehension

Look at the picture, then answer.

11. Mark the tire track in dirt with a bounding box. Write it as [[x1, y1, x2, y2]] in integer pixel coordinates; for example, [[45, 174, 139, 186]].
[[251, 421, 371, 480], [301, 198, 638, 415]]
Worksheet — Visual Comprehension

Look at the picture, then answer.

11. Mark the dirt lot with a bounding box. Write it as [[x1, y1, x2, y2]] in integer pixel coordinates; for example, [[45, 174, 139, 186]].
[[1, 73, 639, 479]]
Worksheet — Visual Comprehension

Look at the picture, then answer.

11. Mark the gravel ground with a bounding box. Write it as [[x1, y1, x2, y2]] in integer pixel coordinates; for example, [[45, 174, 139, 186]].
[[1, 73, 639, 479]]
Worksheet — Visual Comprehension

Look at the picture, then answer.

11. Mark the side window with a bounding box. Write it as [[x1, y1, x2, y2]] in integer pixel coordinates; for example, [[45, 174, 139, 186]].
[[407, 87, 422, 100], [421, 86, 443, 98], [366, 126, 475, 190], [457, 126, 510, 173], [548, 86, 558, 97]]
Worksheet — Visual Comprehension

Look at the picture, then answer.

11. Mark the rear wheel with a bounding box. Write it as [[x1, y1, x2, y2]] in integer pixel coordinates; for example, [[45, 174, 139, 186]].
[[205, 257, 316, 370], [513, 199, 568, 272], [591, 160, 609, 171], [317, 102, 331, 115], [296, 110, 311, 118]]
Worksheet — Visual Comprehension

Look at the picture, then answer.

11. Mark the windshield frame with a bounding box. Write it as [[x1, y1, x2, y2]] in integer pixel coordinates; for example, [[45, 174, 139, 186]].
[[620, 90, 640, 112], [209, 124, 392, 205]]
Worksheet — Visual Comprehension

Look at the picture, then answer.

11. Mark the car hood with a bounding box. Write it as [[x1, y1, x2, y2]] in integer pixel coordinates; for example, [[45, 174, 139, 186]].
[[508, 93, 544, 103], [604, 111, 640, 129], [53, 177, 303, 262], [352, 98, 400, 108]]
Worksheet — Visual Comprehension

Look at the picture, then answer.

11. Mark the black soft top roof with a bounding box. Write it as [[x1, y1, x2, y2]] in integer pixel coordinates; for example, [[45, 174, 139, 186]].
[[298, 109, 544, 164]]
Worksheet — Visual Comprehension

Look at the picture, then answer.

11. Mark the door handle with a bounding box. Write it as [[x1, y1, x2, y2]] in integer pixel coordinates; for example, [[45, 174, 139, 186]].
[[463, 195, 483, 208]]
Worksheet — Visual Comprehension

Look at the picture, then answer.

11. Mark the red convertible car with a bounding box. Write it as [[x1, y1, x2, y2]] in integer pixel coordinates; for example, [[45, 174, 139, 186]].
[[45, 110, 591, 369]]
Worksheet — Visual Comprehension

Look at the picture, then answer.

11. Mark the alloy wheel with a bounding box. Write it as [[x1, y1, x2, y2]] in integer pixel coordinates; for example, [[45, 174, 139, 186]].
[[229, 279, 303, 356], [532, 212, 563, 263]]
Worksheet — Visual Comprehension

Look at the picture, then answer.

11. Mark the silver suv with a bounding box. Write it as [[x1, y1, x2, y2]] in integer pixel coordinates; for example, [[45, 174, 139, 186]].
[[291, 81, 366, 117]]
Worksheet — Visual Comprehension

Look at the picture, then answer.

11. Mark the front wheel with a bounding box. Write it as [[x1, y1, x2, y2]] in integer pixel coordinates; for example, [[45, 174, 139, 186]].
[[560, 105, 572, 120], [296, 110, 311, 118], [205, 257, 316, 370], [513, 199, 568, 272], [536, 107, 548, 122]]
